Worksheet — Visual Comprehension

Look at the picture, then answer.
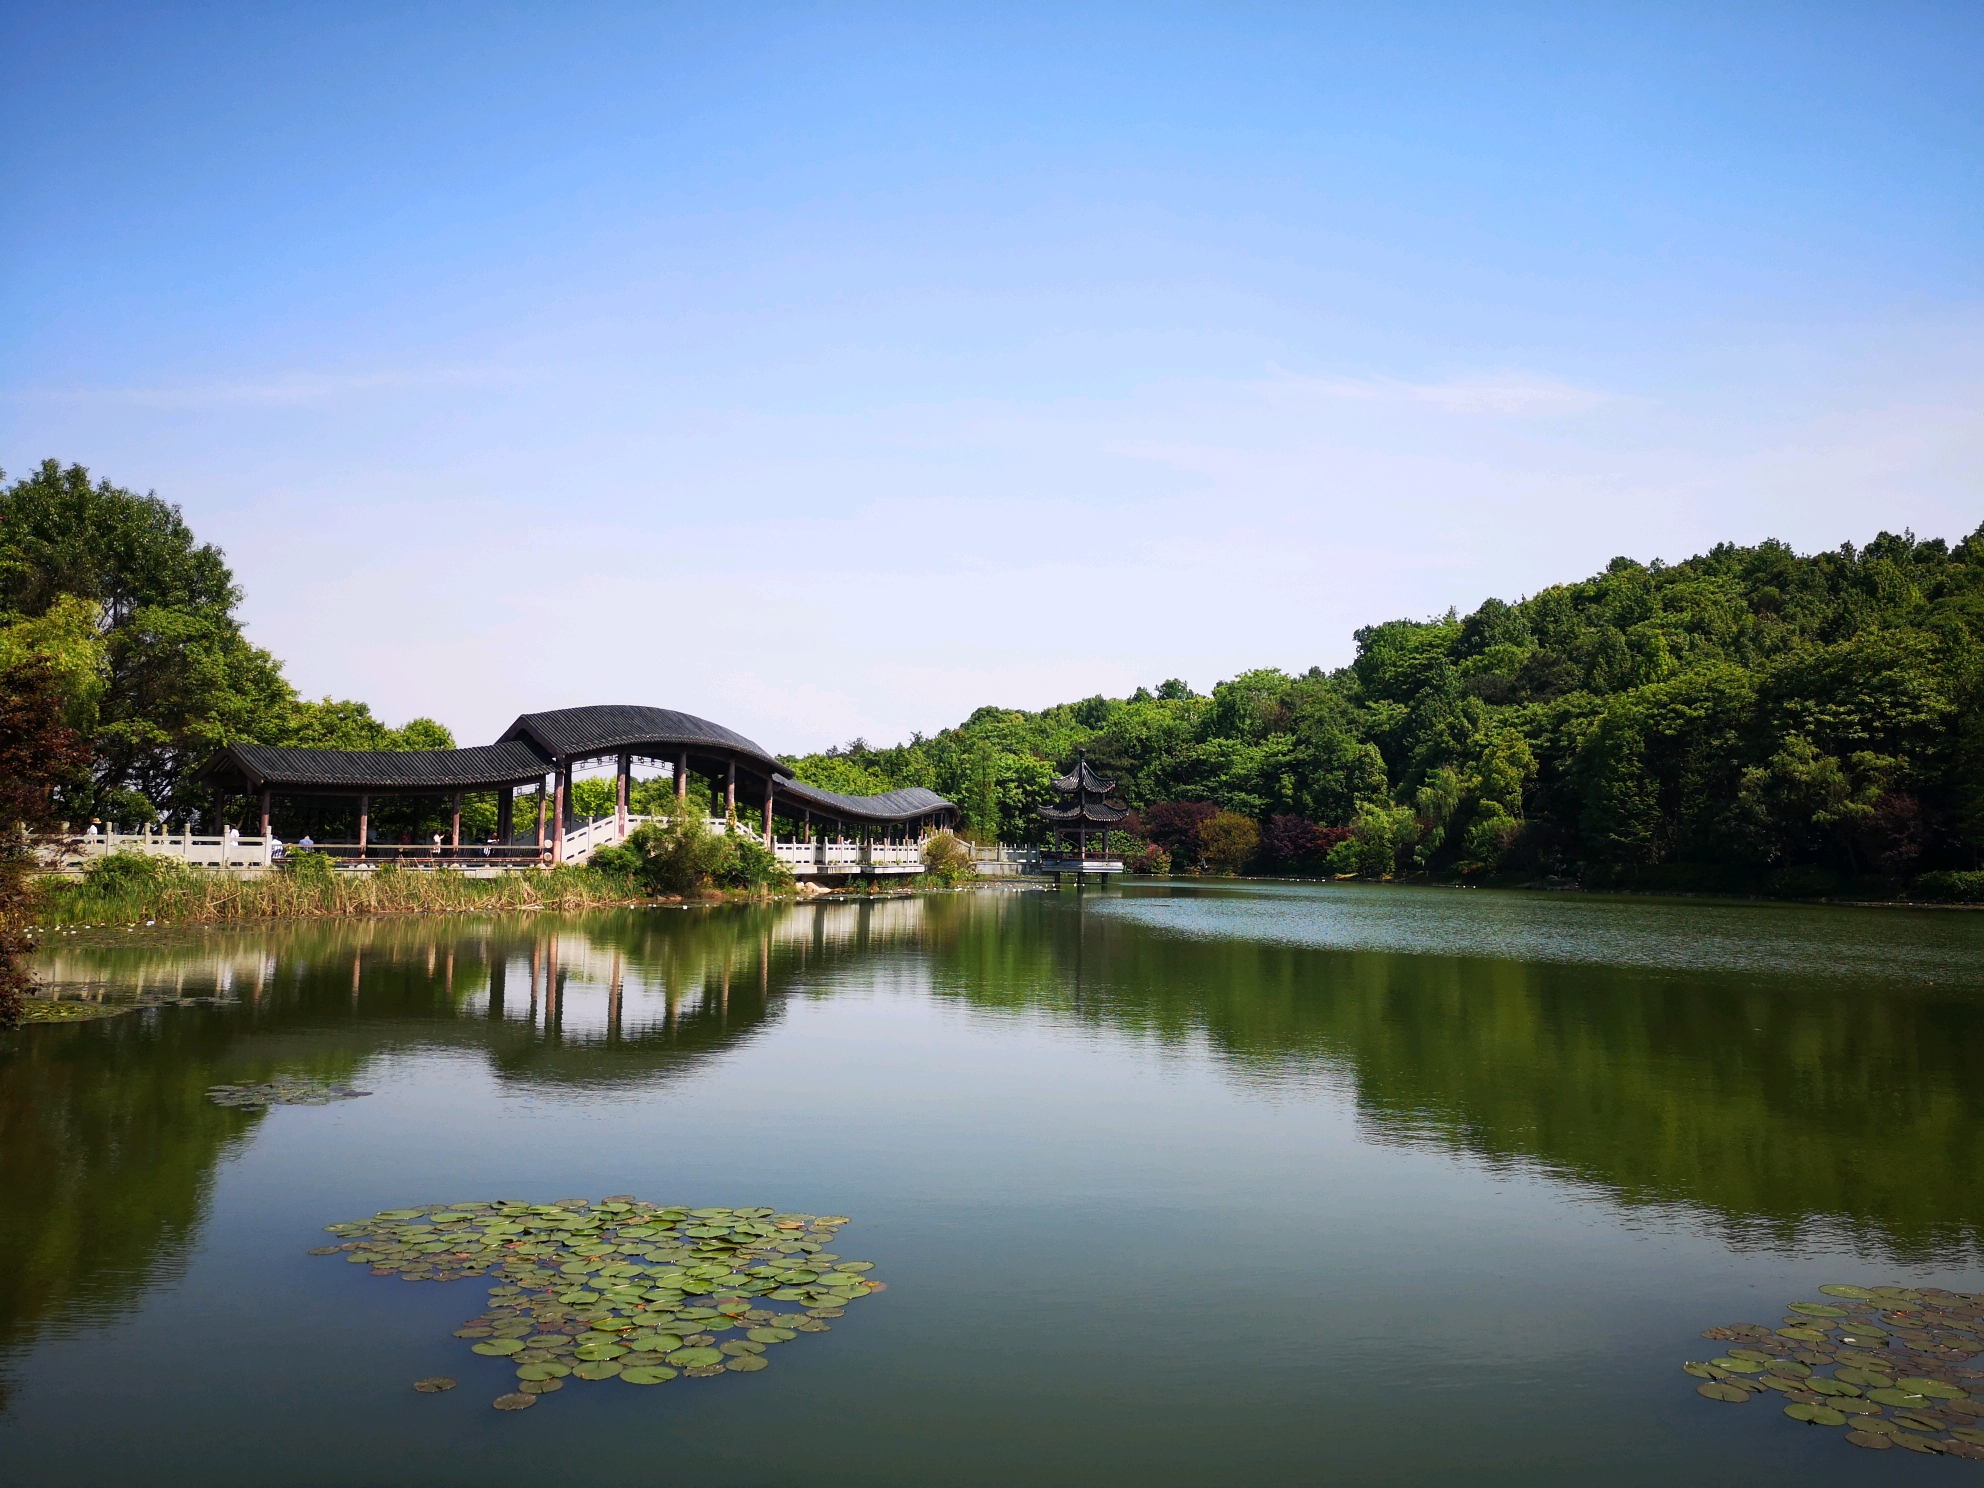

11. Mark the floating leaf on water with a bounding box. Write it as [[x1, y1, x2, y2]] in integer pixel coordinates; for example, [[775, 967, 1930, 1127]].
[[1869, 1388, 1929, 1408], [573, 1344, 628, 1361], [720, 1341, 766, 1357], [1698, 1382, 1751, 1403], [749, 1328, 796, 1344], [1845, 1431, 1894, 1450], [492, 1393, 536, 1411], [1806, 1378, 1858, 1398], [1784, 1403, 1848, 1426], [471, 1340, 525, 1356], [519, 1378, 563, 1394], [1892, 1432, 1948, 1455], [1788, 1303, 1849, 1318], [514, 1364, 570, 1381], [1775, 1327, 1826, 1342], [412, 1377, 456, 1393], [1711, 1358, 1766, 1374], [806, 1307, 845, 1319], [1898, 1378, 1967, 1400], [619, 1367, 677, 1385], [571, 1361, 623, 1381], [665, 1347, 723, 1368]]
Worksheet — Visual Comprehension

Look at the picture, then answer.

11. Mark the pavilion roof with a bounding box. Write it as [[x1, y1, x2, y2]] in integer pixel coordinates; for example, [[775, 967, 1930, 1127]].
[[1037, 799, 1128, 824], [201, 740, 554, 793], [501, 704, 781, 769], [1050, 759, 1117, 795], [773, 777, 958, 826]]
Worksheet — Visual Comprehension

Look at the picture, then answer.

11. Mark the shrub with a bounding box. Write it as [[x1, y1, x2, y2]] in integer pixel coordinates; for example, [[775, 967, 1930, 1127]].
[[921, 830, 976, 885], [1908, 870, 1984, 903], [716, 835, 794, 891], [1199, 811, 1260, 874], [621, 815, 734, 894], [279, 848, 337, 889], [1123, 840, 1171, 875], [1460, 802, 1524, 872], [82, 850, 188, 894], [586, 844, 643, 877]]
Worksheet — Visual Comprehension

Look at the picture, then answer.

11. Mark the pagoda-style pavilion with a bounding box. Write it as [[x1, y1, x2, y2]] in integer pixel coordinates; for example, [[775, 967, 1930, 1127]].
[[1036, 749, 1126, 884]]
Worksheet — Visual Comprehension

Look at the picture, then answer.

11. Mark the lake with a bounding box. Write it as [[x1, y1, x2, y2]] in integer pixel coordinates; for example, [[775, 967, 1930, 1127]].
[[5, 881, 1982, 1485]]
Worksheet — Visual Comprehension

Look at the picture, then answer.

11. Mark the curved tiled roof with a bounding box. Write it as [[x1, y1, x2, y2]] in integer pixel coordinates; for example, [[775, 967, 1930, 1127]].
[[502, 704, 780, 769], [199, 704, 959, 824], [209, 740, 553, 792], [772, 777, 956, 826]]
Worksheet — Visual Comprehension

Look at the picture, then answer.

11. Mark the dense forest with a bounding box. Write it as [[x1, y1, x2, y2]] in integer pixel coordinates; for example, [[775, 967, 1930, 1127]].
[[6, 459, 1982, 894], [782, 524, 1984, 894]]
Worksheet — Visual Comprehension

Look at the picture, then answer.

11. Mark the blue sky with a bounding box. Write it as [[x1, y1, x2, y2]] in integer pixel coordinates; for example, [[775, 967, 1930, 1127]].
[[4, 3, 1980, 752]]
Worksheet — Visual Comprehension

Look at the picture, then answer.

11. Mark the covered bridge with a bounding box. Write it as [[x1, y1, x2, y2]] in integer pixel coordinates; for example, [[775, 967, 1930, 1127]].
[[197, 703, 958, 863]]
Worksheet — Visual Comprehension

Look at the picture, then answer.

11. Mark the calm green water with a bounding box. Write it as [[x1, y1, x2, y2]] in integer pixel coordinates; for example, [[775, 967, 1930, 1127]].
[[4, 882, 1982, 1486]]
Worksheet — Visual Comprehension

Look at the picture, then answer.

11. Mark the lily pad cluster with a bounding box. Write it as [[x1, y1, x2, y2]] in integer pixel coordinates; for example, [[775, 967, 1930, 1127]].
[[1686, 1284, 1984, 1458], [311, 1196, 882, 1410], [208, 1079, 372, 1109]]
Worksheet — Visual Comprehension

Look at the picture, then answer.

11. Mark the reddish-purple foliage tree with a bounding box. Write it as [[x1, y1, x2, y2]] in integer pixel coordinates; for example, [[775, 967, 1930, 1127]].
[[1857, 793, 1931, 876], [1261, 816, 1356, 873], [1141, 801, 1219, 863], [0, 660, 90, 1028]]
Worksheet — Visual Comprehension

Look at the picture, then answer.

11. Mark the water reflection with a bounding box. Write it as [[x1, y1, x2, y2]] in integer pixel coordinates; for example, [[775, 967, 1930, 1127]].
[[9, 884, 1983, 1406]]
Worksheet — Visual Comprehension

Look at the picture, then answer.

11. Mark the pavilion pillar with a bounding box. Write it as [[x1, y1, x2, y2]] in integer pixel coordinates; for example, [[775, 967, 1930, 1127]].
[[358, 795, 370, 858], [535, 776, 548, 854], [616, 751, 629, 836], [763, 778, 774, 848], [676, 750, 689, 806], [451, 794, 462, 851], [553, 764, 568, 864], [726, 762, 736, 822], [260, 789, 271, 840], [498, 787, 513, 844]]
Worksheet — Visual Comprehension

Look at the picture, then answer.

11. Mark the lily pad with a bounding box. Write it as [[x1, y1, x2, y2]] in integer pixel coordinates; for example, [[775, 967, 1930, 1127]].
[[1870, 1388, 1930, 1407], [619, 1366, 677, 1384], [471, 1339, 525, 1356], [514, 1363, 570, 1381], [748, 1327, 797, 1344], [1788, 1303, 1849, 1318], [725, 1353, 768, 1372], [492, 1392, 536, 1411], [1821, 1285, 1879, 1299], [1785, 1403, 1848, 1426], [1845, 1430, 1893, 1450], [571, 1360, 623, 1380], [412, 1377, 456, 1393], [1698, 1382, 1752, 1403], [665, 1347, 723, 1367], [1711, 1358, 1766, 1374], [1898, 1377, 1967, 1399]]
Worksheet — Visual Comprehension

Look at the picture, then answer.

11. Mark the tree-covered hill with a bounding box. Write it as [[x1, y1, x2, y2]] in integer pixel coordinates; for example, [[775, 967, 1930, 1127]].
[[785, 526, 1984, 891]]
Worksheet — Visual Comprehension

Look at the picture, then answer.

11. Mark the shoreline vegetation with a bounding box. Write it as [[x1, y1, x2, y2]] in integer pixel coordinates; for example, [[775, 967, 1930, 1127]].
[[24, 826, 988, 938]]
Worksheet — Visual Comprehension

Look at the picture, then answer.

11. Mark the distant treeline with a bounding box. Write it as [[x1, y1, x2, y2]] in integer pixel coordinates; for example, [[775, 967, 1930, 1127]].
[[6, 460, 1981, 894], [782, 527, 1984, 895]]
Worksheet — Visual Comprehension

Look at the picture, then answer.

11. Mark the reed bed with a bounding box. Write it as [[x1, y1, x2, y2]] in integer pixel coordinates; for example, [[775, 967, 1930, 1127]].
[[32, 863, 647, 928]]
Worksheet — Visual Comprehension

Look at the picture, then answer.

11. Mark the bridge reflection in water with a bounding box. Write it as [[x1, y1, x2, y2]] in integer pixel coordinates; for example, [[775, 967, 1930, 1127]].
[[11, 885, 1984, 1413]]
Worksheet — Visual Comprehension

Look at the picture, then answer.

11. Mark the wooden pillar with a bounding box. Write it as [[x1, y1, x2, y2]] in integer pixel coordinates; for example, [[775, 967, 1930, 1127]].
[[677, 750, 689, 805], [616, 751, 629, 836], [497, 786, 514, 843], [725, 761, 736, 821], [260, 789, 271, 839], [763, 778, 774, 847], [803, 809, 811, 843], [451, 793, 462, 851], [358, 794, 370, 857], [535, 777, 548, 853], [553, 764, 568, 864]]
